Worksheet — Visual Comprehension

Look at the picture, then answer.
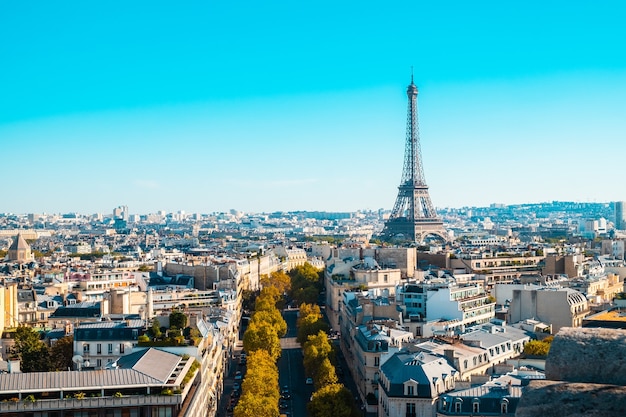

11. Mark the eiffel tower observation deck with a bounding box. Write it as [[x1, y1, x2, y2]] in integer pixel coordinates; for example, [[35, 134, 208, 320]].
[[381, 77, 447, 244]]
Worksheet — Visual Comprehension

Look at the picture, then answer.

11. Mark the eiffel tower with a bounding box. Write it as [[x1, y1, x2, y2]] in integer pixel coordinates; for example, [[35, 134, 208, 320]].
[[381, 76, 447, 244]]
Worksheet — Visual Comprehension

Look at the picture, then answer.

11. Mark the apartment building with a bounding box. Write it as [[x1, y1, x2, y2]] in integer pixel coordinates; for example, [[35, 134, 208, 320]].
[[379, 351, 458, 417], [0, 348, 199, 417]]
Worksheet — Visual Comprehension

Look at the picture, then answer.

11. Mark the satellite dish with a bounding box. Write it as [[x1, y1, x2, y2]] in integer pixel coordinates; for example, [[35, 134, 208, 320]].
[[72, 355, 84, 371], [83, 360, 90, 368]]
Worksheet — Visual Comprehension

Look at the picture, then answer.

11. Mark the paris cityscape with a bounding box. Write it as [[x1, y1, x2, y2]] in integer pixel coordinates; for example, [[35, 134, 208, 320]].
[[2, 76, 626, 416], [3, 2, 626, 417]]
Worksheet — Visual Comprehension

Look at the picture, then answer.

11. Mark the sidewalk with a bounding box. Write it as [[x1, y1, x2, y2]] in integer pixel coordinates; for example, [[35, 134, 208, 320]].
[[217, 343, 245, 417]]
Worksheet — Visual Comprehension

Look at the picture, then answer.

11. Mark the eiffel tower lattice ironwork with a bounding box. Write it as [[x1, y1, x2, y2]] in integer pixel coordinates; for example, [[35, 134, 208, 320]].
[[382, 77, 447, 244]]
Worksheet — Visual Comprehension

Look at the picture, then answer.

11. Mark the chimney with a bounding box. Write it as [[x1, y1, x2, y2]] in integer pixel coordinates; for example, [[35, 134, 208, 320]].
[[444, 349, 455, 363]]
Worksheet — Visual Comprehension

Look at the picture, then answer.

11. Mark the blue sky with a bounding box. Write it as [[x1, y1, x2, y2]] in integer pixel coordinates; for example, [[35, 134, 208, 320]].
[[1, 1, 625, 215]]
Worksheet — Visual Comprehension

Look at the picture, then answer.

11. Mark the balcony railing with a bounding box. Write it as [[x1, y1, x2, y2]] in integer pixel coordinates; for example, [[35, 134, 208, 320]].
[[0, 394, 181, 413]]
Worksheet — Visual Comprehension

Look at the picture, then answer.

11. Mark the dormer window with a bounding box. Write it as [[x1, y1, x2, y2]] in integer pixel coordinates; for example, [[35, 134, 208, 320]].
[[404, 381, 418, 396], [472, 398, 480, 413], [454, 399, 463, 413], [501, 398, 509, 414]]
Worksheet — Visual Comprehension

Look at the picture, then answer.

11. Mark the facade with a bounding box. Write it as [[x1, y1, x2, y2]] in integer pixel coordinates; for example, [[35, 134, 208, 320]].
[[353, 322, 414, 414], [326, 256, 402, 330], [616, 201, 626, 230], [0, 348, 198, 416], [415, 322, 530, 381], [378, 351, 458, 417], [507, 287, 589, 333], [450, 253, 544, 291], [135, 316, 226, 417], [73, 319, 144, 370], [414, 339, 495, 382], [426, 284, 496, 333], [47, 301, 103, 328], [436, 373, 528, 416], [458, 323, 530, 369]]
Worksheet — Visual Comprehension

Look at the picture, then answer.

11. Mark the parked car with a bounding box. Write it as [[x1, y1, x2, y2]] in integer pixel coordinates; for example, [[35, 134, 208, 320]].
[[281, 386, 291, 399], [305, 377, 313, 385]]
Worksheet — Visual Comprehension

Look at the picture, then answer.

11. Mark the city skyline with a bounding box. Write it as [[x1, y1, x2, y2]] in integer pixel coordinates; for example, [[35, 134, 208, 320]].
[[2, 2, 625, 215]]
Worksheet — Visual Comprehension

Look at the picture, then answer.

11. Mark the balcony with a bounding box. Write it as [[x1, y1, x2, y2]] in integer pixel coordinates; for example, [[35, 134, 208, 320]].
[[0, 394, 181, 413]]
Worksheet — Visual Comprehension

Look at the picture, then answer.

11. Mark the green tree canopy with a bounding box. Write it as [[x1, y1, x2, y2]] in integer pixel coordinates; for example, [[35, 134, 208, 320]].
[[297, 313, 329, 344], [234, 392, 279, 417], [523, 337, 553, 357], [10, 326, 51, 372], [169, 310, 188, 330], [251, 309, 287, 338], [261, 270, 292, 295], [49, 335, 74, 371], [303, 331, 334, 377], [243, 321, 282, 361], [315, 357, 338, 389], [255, 286, 282, 311], [308, 383, 359, 417], [243, 352, 279, 401]]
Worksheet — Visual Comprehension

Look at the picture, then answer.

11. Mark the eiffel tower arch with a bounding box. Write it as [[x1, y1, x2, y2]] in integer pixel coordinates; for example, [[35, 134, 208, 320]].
[[381, 77, 447, 244]]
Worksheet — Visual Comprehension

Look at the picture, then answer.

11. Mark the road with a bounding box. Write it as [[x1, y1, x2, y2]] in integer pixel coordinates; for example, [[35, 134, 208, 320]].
[[279, 309, 313, 417]]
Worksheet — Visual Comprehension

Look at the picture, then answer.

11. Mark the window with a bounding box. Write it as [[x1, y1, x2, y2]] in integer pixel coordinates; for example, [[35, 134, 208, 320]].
[[120, 344, 125, 354], [501, 400, 508, 414], [97, 344, 102, 354], [108, 343, 113, 354], [384, 274, 388, 283], [407, 385, 414, 396], [83, 343, 90, 353], [472, 401, 480, 413], [96, 359, 102, 367], [406, 403, 416, 417], [375, 356, 380, 366], [454, 401, 462, 413]]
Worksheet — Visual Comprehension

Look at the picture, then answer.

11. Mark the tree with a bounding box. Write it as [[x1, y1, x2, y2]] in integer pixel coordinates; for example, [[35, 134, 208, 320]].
[[308, 383, 359, 417], [10, 326, 51, 372], [251, 309, 287, 338], [303, 331, 334, 377], [315, 357, 338, 389], [261, 271, 292, 295], [243, 321, 282, 361], [234, 393, 278, 417], [169, 310, 187, 330], [297, 313, 329, 344], [523, 338, 552, 357], [297, 303, 322, 326], [49, 335, 74, 371], [150, 319, 163, 339], [256, 286, 282, 309], [293, 285, 320, 305], [243, 350, 279, 401]]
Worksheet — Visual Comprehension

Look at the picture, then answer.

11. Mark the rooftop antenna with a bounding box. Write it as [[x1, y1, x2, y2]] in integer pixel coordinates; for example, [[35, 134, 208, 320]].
[[411, 66, 414, 84]]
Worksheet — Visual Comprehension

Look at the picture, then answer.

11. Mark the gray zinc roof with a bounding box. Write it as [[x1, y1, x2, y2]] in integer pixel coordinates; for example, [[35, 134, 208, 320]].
[[116, 348, 182, 383], [0, 369, 163, 395], [381, 351, 457, 398]]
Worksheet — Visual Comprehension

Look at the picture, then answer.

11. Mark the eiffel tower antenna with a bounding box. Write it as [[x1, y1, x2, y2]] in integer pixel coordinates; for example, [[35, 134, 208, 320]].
[[381, 75, 447, 244]]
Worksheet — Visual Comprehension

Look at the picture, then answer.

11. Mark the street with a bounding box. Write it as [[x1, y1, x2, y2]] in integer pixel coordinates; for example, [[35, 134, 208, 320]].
[[279, 309, 313, 417]]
